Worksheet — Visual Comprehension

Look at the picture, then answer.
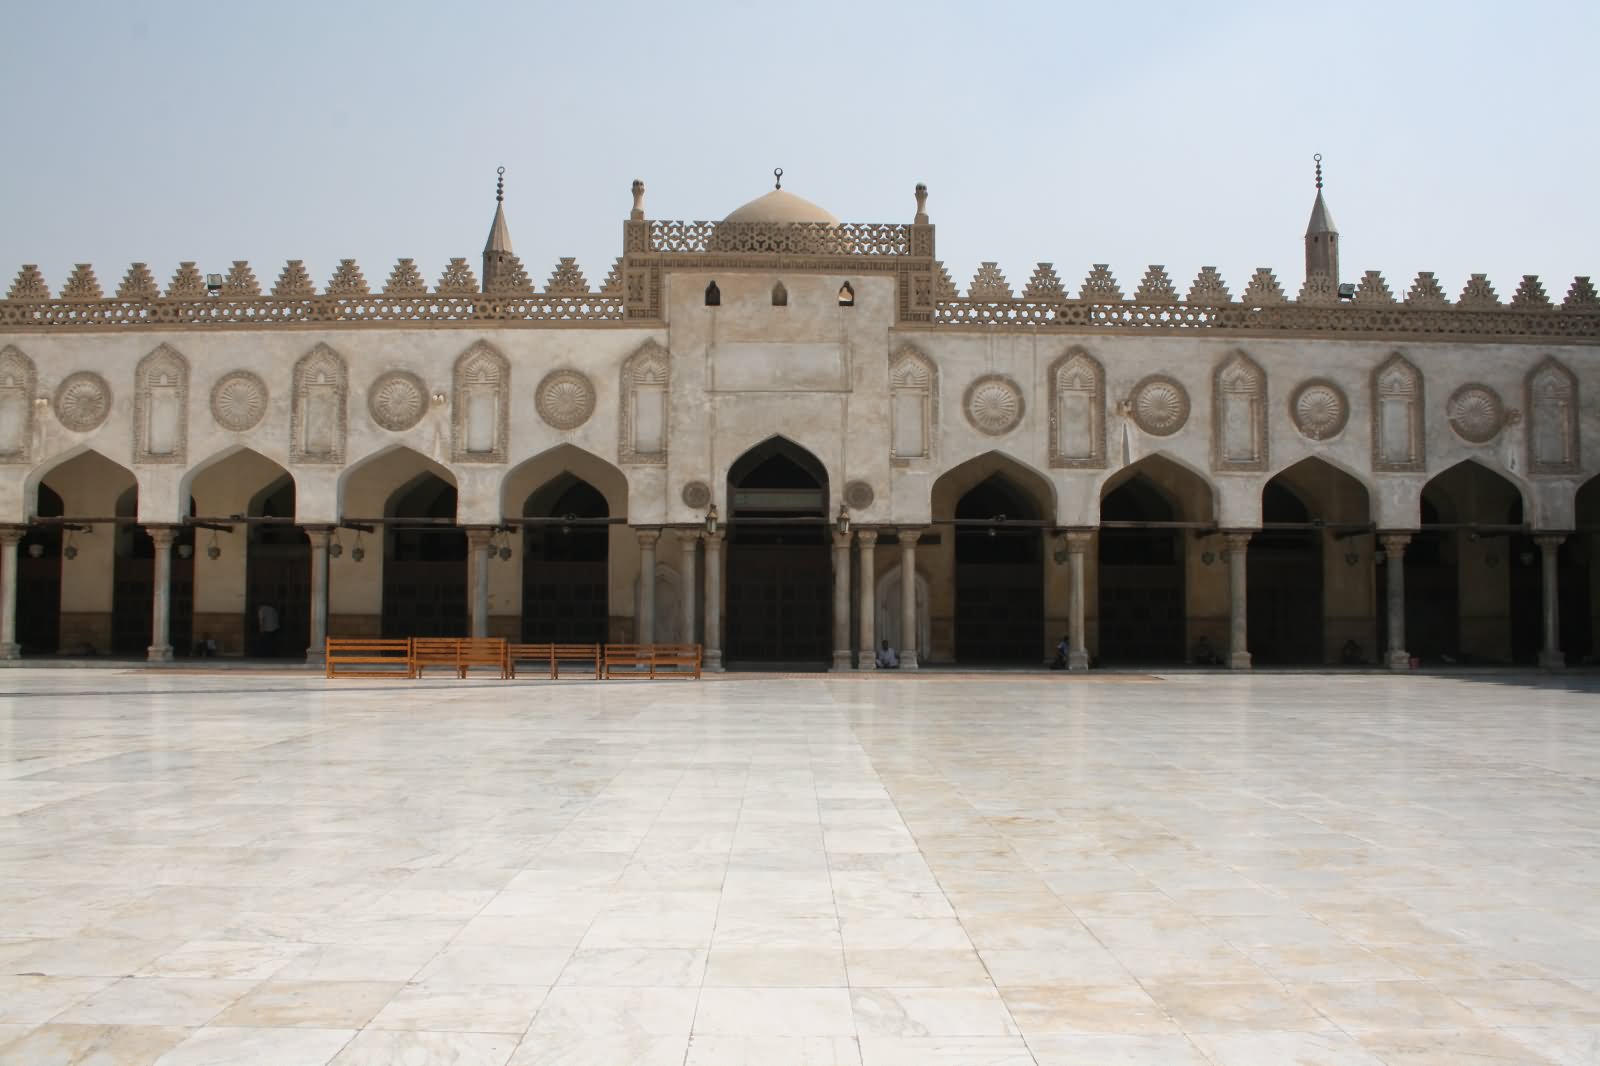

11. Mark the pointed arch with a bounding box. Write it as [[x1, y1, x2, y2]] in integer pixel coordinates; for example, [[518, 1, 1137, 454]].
[[1213, 349, 1266, 471], [179, 444, 294, 508], [1049, 346, 1105, 469], [931, 451, 1056, 523], [1526, 356, 1580, 475], [337, 444, 455, 520], [0, 344, 38, 464], [1100, 452, 1217, 524], [1264, 454, 1374, 521], [619, 340, 670, 464], [1422, 458, 1530, 525], [1264, 457, 1372, 525], [889, 344, 937, 464], [1371, 352, 1424, 472], [452, 340, 509, 463], [501, 443, 629, 520], [134, 343, 189, 464], [290, 342, 347, 464], [29, 446, 137, 518]]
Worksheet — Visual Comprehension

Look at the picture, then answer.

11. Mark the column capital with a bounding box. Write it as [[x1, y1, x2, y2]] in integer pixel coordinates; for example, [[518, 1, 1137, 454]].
[[1221, 530, 1252, 553], [635, 527, 661, 548], [305, 525, 334, 545], [675, 527, 702, 546], [1063, 528, 1094, 552], [1534, 532, 1568, 550], [702, 529, 725, 548], [464, 526, 497, 546], [0, 528, 25, 547], [856, 528, 879, 548], [831, 529, 853, 550], [896, 527, 923, 547], [1378, 531, 1413, 556], [146, 525, 178, 548]]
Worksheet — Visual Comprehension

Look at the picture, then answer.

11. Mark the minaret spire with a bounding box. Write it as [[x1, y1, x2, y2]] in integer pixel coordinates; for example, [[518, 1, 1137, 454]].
[[482, 166, 514, 293], [1304, 153, 1339, 286]]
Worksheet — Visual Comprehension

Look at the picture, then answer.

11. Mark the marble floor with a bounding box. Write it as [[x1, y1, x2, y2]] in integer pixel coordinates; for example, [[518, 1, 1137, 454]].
[[0, 669, 1597, 1065]]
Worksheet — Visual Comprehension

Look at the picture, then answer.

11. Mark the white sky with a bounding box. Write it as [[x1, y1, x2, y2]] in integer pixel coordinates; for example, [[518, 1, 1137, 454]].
[[3, 0, 1596, 301]]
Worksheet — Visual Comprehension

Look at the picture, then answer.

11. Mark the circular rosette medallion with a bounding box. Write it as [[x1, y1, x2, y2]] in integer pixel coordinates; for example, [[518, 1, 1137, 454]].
[[210, 371, 269, 432], [1447, 384, 1505, 444], [1289, 379, 1348, 441], [844, 480, 875, 510], [367, 371, 428, 432], [536, 369, 596, 431], [54, 371, 112, 432], [1129, 375, 1189, 436], [963, 374, 1024, 436], [681, 481, 712, 510]]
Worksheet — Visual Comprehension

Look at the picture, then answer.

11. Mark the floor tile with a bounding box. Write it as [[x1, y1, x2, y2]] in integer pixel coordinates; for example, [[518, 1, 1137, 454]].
[[209, 980, 401, 1028], [694, 988, 857, 1036], [0, 1023, 191, 1066], [327, 1029, 517, 1066], [150, 1025, 355, 1065]]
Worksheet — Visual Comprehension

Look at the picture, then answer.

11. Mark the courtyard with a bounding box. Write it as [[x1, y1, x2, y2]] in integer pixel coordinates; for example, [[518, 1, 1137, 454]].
[[0, 669, 1597, 1066]]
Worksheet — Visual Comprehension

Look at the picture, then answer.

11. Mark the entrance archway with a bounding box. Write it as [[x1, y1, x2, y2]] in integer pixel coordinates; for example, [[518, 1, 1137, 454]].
[[951, 474, 1044, 663], [522, 475, 609, 643], [17, 485, 62, 654], [383, 474, 467, 637], [1411, 461, 1525, 663], [724, 437, 830, 666], [245, 477, 310, 657], [1577, 476, 1600, 664], [1097, 456, 1212, 664], [112, 487, 195, 655]]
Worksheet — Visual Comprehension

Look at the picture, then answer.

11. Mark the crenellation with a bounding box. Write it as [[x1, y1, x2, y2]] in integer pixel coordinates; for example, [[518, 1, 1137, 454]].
[[383, 258, 428, 297], [485, 254, 534, 296], [1134, 265, 1178, 304], [1080, 264, 1124, 303], [1405, 271, 1449, 308], [1564, 276, 1599, 310], [60, 264, 103, 300], [1511, 274, 1551, 309], [1241, 268, 1286, 306], [273, 260, 316, 298], [1355, 270, 1395, 305], [967, 262, 1012, 301], [435, 257, 478, 295], [221, 261, 260, 298], [166, 261, 206, 298], [1298, 272, 1338, 306], [1187, 267, 1231, 305], [1021, 263, 1066, 301], [7, 264, 49, 301], [545, 257, 591, 295], [325, 259, 369, 297], [115, 263, 159, 301], [1457, 273, 1500, 309]]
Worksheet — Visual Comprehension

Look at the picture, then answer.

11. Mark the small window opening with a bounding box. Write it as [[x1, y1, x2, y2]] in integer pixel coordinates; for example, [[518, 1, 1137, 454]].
[[771, 281, 788, 307], [837, 281, 855, 307], [705, 281, 721, 307]]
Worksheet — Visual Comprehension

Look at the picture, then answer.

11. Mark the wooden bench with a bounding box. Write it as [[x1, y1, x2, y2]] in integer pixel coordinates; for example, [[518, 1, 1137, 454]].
[[603, 643, 702, 680], [507, 642, 601, 679], [410, 637, 509, 679], [325, 637, 413, 679]]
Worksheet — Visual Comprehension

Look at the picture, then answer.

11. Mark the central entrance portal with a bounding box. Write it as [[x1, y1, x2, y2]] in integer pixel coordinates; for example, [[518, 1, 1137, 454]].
[[724, 439, 830, 668], [522, 475, 609, 644], [954, 475, 1044, 663]]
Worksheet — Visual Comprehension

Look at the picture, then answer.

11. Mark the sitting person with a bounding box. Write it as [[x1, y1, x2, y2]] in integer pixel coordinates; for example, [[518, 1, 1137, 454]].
[[1052, 634, 1069, 669], [875, 639, 899, 669], [1192, 634, 1222, 666]]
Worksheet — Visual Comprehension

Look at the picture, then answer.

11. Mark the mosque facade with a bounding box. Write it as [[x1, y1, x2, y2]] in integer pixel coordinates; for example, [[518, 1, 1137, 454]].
[[0, 166, 1596, 670]]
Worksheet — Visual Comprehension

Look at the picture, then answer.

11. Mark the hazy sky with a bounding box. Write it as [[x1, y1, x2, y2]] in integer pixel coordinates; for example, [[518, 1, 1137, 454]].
[[3, 1, 1595, 301]]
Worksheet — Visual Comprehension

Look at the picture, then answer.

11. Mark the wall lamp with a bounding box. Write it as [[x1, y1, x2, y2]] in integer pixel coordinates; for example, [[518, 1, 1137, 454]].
[[836, 503, 851, 537], [704, 505, 719, 535]]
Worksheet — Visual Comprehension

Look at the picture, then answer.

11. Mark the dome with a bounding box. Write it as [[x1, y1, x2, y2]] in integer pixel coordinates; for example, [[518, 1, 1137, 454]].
[[722, 188, 839, 225]]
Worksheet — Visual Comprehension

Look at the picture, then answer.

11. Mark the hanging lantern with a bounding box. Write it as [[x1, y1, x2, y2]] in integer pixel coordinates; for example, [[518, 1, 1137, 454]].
[[206, 530, 221, 560]]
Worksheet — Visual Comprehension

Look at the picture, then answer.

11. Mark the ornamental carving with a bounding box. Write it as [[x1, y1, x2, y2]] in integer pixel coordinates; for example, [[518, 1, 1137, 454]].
[[367, 371, 427, 432], [1290, 379, 1348, 441], [0, 346, 38, 463], [844, 480, 875, 510], [1048, 347, 1105, 469], [681, 480, 712, 509], [536, 369, 596, 431], [1128, 375, 1189, 436], [54, 371, 111, 433], [1526, 357, 1579, 475], [452, 341, 509, 463], [889, 345, 937, 464], [134, 344, 189, 464], [1212, 352, 1266, 471], [290, 343, 347, 465], [619, 341, 669, 464], [1447, 383, 1505, 444], [963, 374, 1024, 436], [1371, 353, 1424, 472], [211, 371, 268, 432]]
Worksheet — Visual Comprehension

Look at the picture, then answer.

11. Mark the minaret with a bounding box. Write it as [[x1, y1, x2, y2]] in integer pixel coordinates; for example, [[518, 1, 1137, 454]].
[[482, 166, 514, 293], [1304, 153, 1339, 286]]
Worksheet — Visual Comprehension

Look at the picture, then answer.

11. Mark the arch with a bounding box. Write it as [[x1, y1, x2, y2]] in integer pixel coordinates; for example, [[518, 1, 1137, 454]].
[[27, 446, 136, 519], [1099, 452, 1216, 523], [705, 281, 721, 306], [1266, 457, 1372, 525], [1422, 458, 1529, 524], [180, 444, 296, 508], [1264, 451, 1375, 510], [501, 443, 628, 522], [874, 564, 930, 662], [771, 281, 788, 307], [336, 444, 455, 519], [520, 471, 611, 644], [932, 451, 1056, 523]]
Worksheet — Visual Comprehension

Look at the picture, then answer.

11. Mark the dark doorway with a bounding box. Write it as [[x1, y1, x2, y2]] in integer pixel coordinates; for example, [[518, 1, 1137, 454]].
[[522, 475, 609, 643], [953, 475, 1043, 663], [382, 475, 467, 638], [244, 477, 310, 658], [18, 485, 63, 654], [111, 488, 194, 655], [725, 439, 830, 667], [1247, 482, 1323, 664], [1098, 476, 1185, 663], [1385, 497, 1456, 663]]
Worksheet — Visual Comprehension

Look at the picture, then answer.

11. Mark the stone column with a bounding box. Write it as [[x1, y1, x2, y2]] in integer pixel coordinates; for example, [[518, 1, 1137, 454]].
[[0, 528, 23, 660], [305, 526, 332, 664], [1223, 531, 1252, 670], [703, 530, 724, 671], [466, 527, 494, 639], [1380, 532, 1411, 671], [857, 529, 878, 669], [1536, 533, 1566, 669], [147, 526, 176, 662], [636, 529, 659, 644], [831, 529, 853, 671], [1065, 530, 1093, 670], [677, 529, 699, 645], [899, 528, 921, 670]]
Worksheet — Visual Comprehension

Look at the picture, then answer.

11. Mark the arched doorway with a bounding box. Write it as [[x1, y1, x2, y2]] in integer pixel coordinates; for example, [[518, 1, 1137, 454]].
[[382, 474, 467, 637], [724, 438, 830, 667], [522, 475, 609, 643], [111, 488, 195, 655], [952, 475, 1044, 663], [1409, 461, 1525, 663], [1247, 482, 1320, 664], [17, 485, 63, 654], [245, 477, 310, 657], [1576, 476, 1600, 664], [1098, 475, 1184, 663]]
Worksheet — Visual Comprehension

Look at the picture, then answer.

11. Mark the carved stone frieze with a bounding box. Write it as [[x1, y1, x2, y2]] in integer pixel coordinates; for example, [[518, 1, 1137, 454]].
[[963, 374, 1023, 437], [681, 480, 711, 510], [1446, 383, 1505, 444], [889, 345, 937, 464], [844, 480, 875, 510], [1048, 347, 1105, 469], [290, 343, 347, 465], [1526, 357, 1579, 476], [451, 341, 508, 463], [619, 341, 669, 464], [0, 345, 37, 462], [211, 371, 268, 432], [133, 344, 189, 464], [367, 371, 428, 432], [1371, 353, 1424, 472], [1289, 378, 1349, 441], [54, 371, 111, 433], [1128, 374, 1189, 437], [536, 369, 597, 431]]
